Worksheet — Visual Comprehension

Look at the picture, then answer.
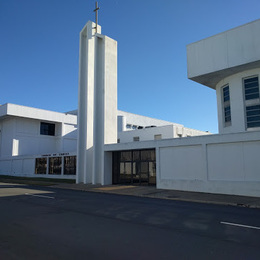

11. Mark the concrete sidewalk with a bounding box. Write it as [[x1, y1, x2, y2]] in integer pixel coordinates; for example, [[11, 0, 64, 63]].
[[54, 183, 260, 208]]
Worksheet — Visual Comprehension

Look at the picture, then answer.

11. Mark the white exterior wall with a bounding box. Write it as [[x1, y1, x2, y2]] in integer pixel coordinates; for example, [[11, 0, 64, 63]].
[[216, 68, 260, 134], [118, 125, 210, 143], [157, 132, 260, 197], [105, 131, 260, 197], [0, 118, 15, 157], [118, 125, 175, 143], [0, 157, 35, 177], [0, 104, 77, 158]]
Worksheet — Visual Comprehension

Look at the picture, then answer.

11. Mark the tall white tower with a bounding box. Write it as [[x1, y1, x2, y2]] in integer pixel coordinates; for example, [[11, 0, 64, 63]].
[[76, 21, 117, 184]]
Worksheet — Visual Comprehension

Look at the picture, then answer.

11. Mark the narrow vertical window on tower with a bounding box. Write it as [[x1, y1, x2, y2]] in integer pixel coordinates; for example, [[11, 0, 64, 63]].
[[222, 85, 231, 127], [244, 76, 260, 129]]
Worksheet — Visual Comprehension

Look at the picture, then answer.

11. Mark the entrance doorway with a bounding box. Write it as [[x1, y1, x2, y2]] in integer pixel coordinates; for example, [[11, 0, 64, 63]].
[[112, 149, 156, 185]]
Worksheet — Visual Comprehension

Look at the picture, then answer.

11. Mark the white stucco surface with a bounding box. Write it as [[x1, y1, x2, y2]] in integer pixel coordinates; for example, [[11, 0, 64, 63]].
[[0, 104, 77, 158], [216, 68, 260, 134], [104, 131, 260, 197], [187, 19, 260, 88], [77, 21, 117, 185]]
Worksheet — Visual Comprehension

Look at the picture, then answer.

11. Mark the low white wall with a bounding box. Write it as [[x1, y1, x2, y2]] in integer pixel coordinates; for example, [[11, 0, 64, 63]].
[[0, 153, 76, 179], [0, 156, 35, 177], [157, 131, 260, 197]]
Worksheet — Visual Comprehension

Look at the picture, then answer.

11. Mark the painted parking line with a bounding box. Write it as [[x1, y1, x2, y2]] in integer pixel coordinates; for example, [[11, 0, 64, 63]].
[[221, 221, 260, 230], [25, 193, 55, 199]]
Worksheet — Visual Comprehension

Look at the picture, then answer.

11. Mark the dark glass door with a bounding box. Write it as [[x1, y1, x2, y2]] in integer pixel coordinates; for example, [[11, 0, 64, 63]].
[[112, 149, 156, 186]]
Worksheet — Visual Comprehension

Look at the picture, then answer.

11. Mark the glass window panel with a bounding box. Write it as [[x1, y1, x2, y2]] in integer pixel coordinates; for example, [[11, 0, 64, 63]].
[[245, 82, 258, 89], [223, 86, 230, 102], [133, 151, 140, 161], [245, 77, 258, 84], [120, 162, 124, 174], [140, 162, 148, 173], [125, 162, 132, 175], [64, 156, 76, 175], [225, 110, 231, 117], [246, 105, 260, 128], [40, 122, 55, 136], [35, 158, 47, 174], [224, 106, 231, 123], [223, 96, 230, 102], [247, 110, 260, 116], [225, 116, 231, 122], [133, 162, 136, 175], [247, 116, 260, 122], [141, 150, 150, 161], [245, 87, 259, 94], [223, 86, 231, 125], [120, 151, 132, 161], [141, 150, 155, 161], [149, 162, 156, 177], [244, 77, 259, 100], [247, 121, 260, 128], [246, 105, 260, 111], [245, 93, 259, 100], [49, 157, 62, 175]]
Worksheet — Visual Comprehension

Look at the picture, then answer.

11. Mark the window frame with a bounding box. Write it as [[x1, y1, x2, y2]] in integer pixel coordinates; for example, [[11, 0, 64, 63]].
[[222, 84, 231, 127], [133, 136, 140, 142], [40, 122, 55, 136], [243, 75, 260, 130]]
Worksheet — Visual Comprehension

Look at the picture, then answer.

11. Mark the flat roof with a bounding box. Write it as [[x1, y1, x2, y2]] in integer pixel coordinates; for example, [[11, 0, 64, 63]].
[[0, 103, 77, 124]]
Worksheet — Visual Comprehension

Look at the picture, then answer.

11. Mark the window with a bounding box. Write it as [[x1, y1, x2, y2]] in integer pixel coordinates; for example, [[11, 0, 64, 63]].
[[40, 122, 55, 136], [64, 156, 76, 175], [133, 136, 139, 142], [222, 85, 231, 126], [126, 124, 131, 129], [154, 134, 162, 140], [35, 158, 47, 174], [244, 77, 259, 100], [244, 76, 260, 129], [49, 157, 62, 175], [112, 149, 156, 185], [117, 138, 120, 143], [246, 105, 260, 128]]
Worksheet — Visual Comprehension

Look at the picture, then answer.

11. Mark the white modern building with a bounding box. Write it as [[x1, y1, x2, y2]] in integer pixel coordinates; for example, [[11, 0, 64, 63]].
[[1, 19, 260, 197], [0, 103, 207, 177]]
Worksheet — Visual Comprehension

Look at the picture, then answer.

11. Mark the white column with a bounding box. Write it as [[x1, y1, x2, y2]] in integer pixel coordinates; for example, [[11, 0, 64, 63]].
[[77, 21, 98, 184], [77, 21, 117, 185], [93, 34, 117, 185]]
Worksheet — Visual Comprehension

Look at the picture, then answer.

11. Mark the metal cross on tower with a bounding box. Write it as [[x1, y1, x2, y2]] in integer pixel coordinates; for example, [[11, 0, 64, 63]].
[[93, 1, 100, 34]]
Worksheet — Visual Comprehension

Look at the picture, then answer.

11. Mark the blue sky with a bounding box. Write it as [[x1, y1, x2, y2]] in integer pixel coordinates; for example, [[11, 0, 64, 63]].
[[1, 0, 260, 133]]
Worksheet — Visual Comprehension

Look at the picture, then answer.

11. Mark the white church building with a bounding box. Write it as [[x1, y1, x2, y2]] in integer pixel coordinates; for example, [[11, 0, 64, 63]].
[[1, 18, 260, 197]]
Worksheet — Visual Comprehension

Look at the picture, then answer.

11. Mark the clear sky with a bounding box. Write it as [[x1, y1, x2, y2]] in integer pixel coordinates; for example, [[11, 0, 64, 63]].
[[1, 0, 260, 133]]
